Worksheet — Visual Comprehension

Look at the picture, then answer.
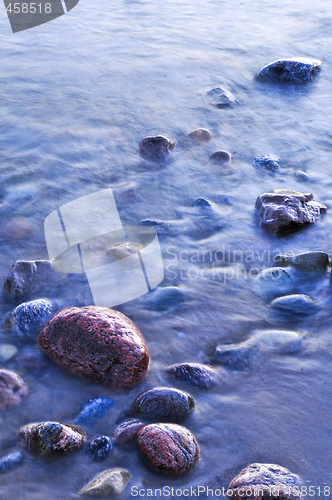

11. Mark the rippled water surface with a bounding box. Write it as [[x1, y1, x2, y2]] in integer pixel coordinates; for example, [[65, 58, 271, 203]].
[[0, 0, 332, 498]]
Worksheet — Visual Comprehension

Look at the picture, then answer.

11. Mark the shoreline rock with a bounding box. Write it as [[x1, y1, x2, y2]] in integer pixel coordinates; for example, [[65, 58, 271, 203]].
[[271, 294, 318, 314], [86, 436, 112, 461], [132, 387, 195, 420], [78, 468, 130, 497], [187, 128, 213, 143], [207, 87, 237, 108], [253, 155, 279, 172], [6, 299, 59, 341], [139, 136, 175, 161], [0, 369, 28, 410], [166, 363, 224, 389], [257, 58, 321, 83], [276, 251, 329, 271]]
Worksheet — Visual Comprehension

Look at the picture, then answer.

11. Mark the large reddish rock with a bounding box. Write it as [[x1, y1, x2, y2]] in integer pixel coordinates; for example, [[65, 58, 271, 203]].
[[37, 306, 149, 390], [137, 423, 199, 476]]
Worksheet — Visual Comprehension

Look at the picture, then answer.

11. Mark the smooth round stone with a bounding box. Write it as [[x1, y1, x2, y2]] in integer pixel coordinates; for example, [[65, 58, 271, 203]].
[[0, 344, 18, 362], [18, 421, 86, 458], [214, 341, 254, 370], [209, 151, 232, 163], [193, 197, 213, 207], [252, 154, 279, 171], [252, 267, 293, 296], [276, 251, 329, 271], [112, 419, 145, 446], [78, 468, 130, 497], [86, 436, 112, 461], [227, 463, 301, 499], [137, 423, 198, 476], [147, 287, 185, 309], [187, 128, 213, 143], [0, 369, 28, 410], [7, 299, 58, 341], [257, 58, 321, 83], [0, 451, 24, 472], [132, 387, 195, 420], [37, 306, 149, 390], [139, 135, 175, 161], [271, 294, 318, 314], [106, 241, 143, 260], [206, 87, 237, 108], [254, 329, 303, 354], [166, 363, 223, 389]]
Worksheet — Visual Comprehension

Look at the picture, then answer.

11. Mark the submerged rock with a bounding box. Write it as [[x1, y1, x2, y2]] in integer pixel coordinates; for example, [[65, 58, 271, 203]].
[[209, 151, 232, 163], [227, 463, 301, 499], [86, 436, 112, 461], [252, 267, 293, 296], [207, 87, 237, 108], [257, 58, 321, 83], [252, 155, 279, 172], [0, 344, 17, 362], [18, 421, 86, 458], [271, 294, 318, 314], [166, 363, 223, 389], [276, 251, 329, 271], [254, 329, 303, 354], [37, 306, 149, 390], [0, 451, 23, 472], [140, 219, 170, 230], [188, 128, 213, 143], [0, 369, 28, 410], [78, 468, 130, 497], [75, 397, 115, 426], [146, 286, 185, 309], [139, 135, 175, 161], [137, 423, 198, 476], [214, 341, 254, 370], [7, 299, 58, 341], [294, 170, 310, 182], [112, 419, 145, 446], [255, 189, 326, 234], [132, 387, 195, 420]]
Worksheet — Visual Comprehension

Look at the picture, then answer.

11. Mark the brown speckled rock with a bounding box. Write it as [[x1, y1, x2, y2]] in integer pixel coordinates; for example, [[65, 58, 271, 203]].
[[18, 421, 86, 458], [112, 419, 145, 446], [78, 468, 130, 497], [132, 387, 195, 420], [137, 423, 198, 476], [37, 306, 149, 390], [188, 128, 213, 143], [139, 135, 175, 161], [0, 369, 28, 410], [227, 463, 301, 499], [166, 363, 224, 389]]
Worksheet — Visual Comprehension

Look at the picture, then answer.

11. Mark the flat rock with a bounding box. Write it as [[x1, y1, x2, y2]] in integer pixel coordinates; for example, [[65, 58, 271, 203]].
[[276, 251, 329, 271], [271, 294, 318, 314], [18, 421, 86, 458], [132, 387, 195, 420], [0, 451, 23, 472], [227, 463, 301, 499], [75, 397, 115, 426], [254, 329, 303, 354], [86, 436, 112, 461], [214, 341, 254, 370], [255, 189, 326, 234], [257, 58, 321, 83], [7, 299, 59, 341], [209, 151, 232, 163], [166, 363, 224, 389], [252, 155, 279, 171], [137, 423, 198, 476], [78, 468, 130, 497], [252, 267, 293, 296], [0, 369, 28, 410], [188, 128, 213, 143], [207, 87, 237, 108], [37, 306, 149, 390], [139, 135, 175, 161], [112, 419, 145, 446]]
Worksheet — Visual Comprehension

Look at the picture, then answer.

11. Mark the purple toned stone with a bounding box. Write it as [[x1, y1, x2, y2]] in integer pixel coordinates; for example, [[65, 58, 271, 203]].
[[166, 363, 224, 389], [132, 387, 195, 420], [0, 369, 28, 410], [112, 419, 145, 446]]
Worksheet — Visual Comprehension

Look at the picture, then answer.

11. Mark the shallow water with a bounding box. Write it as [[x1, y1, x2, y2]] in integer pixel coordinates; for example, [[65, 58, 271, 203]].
[[0, 0, 331, 498]]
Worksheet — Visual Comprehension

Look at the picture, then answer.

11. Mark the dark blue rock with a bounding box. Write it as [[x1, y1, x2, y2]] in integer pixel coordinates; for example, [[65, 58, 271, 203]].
[[257, 58, 321, 83], [207, 87, 237, 108], [252, 155, 279, 172], [140, 219, 170, 230], [147, 287, 185, 310], [209, 151, 232, 163], [86, 436, 112, 461], [74, 397, 115, 426], [215, 341, 254, 370], [167, 363, 224, 389], [193, 198, 212, 207], [0, 451, 23, 472], [7, 299, 59, 341]]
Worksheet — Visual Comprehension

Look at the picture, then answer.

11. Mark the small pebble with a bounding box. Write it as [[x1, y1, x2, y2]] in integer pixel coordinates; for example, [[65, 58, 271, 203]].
[[0, 344, 18, 362], [0, 369, 28, 410], [0, 451, 23, 472], [132, 387, 195, 420], [206, 87, 237, 108], [112, 419, 145, 446], [166, 363, 223, 389], [252, 154, 279, 172], [209, 151, 232, 163], [7, 299, 58, 341], [75, 397, 115, 426], [86, 436, 112, 461], [188, 128, 213, 143], [254, 329, 303, 354], [139, 135, 175, 161], [271, 294, 318, 314], [78, 468, 130, 497]]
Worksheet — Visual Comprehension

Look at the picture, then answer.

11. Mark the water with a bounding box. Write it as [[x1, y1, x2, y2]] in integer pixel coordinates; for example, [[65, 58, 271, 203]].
[[0, 0, 331, 497]]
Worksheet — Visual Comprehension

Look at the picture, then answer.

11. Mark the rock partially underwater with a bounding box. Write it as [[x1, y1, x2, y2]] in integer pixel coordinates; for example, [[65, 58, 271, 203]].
[[132, 387, 195, 420], [166, 363, 224, 389], [7, 299, 59, 340], [78, 468, 130, 497], [257, 58, 321, 83], [0, 369, 28, 410], [139, 135, 175, 161]]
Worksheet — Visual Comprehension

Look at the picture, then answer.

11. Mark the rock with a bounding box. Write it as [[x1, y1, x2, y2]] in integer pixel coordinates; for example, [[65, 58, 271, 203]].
[[271, 294, 318, 314], [209, 151, 232, 163], [13, 347, 49, 374], [132, 387, 195, 420], [294, 170, 310, 182], [0, 344, 17, 362], [207, 87, 237, 108], [252, 155, 279, 172], [112, 419, 145, 446], [78, 468, 130, 497], [106, 242, 142, 260], [227, 463, 301, 499], [215, 341, 254, 370], [188, 128, 213, 143], [6, 299, 58, 341], [86, 436, 112, 461], [0, 451, 23, 472], [75, 397, 115, 426], [18, 421, 86, 458], [257, 58, 321, 83], [255, 189, 326, 234], [193, 198, 213, 207], [139, 135, 175, 161], [140, 219, 170, 230], [0, 369, 28, 410], [276, 251, 329, 271], [146, 286, 185, 309], [254, 329, 303, 354], [252, 267, 293, 296], [166, 363, 224, 389], [137, 423, 198, 476], [37, 306, 149, 390]]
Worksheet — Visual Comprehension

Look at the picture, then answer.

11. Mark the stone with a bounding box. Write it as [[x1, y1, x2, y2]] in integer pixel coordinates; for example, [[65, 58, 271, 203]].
[[7, 299, 59, 341], [188, 128, 213, 143], [86, 436, 112, 460], [254, 329, 303, 354], [13, 347, 49, 374], [252, 267, 293, 296], [271, 294, 318, 314], [0, 369, 28, 410], [78, 468, 130, 497], [106, 242, 142, 260], [146, 286, 185, 309], [139, 135, 175, 161], [0, 344, 18, 362], [193, 198, 213, 207], [166, 363, 223, 389], [18, 421, 86, 458], [257, 58, 321, 83], [209, 151, 232, 163], [0, 451, 23, 472], [37, 306, 149, 390], [227, 463, 301, 499], [140, 219, 170, 230], [276, 251, 329, 271], [252, 155, 279, 172], [75, 397, 115, 426], [215, 341, 254, 370], [294, 170, 310, 182], [132, 387, 195, 420], [137, 423, 198, 476], [255, 189, 326, 234], [207, 87, 237, 108], [112, 419, 145, 446]]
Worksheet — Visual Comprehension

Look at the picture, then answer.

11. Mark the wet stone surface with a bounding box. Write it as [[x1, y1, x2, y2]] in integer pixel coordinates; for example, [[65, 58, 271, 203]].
[[187, 128, 213, 143], [86, 436, 112, 461], [214, 341, 254, 370], [253, 329, 303, 354], [209, 150, 232, 163], [0, 369, 28, 410], [6, 299, 59, 341], [166, 363, 223, 389], [78, 468, 130, 497], [139, 135, 175, 161], [112, 419, 145, 446], [74, 397, 115, 426], [252, 154, 279, 172], [206, 87, 237, 107], [276, 251, 329, 271], [252, 267, 293, 296], [271, 294, 318, 314], [0, 451, 24, 473], [257, 58, 321, 83], [132, 387, 195, 420]]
